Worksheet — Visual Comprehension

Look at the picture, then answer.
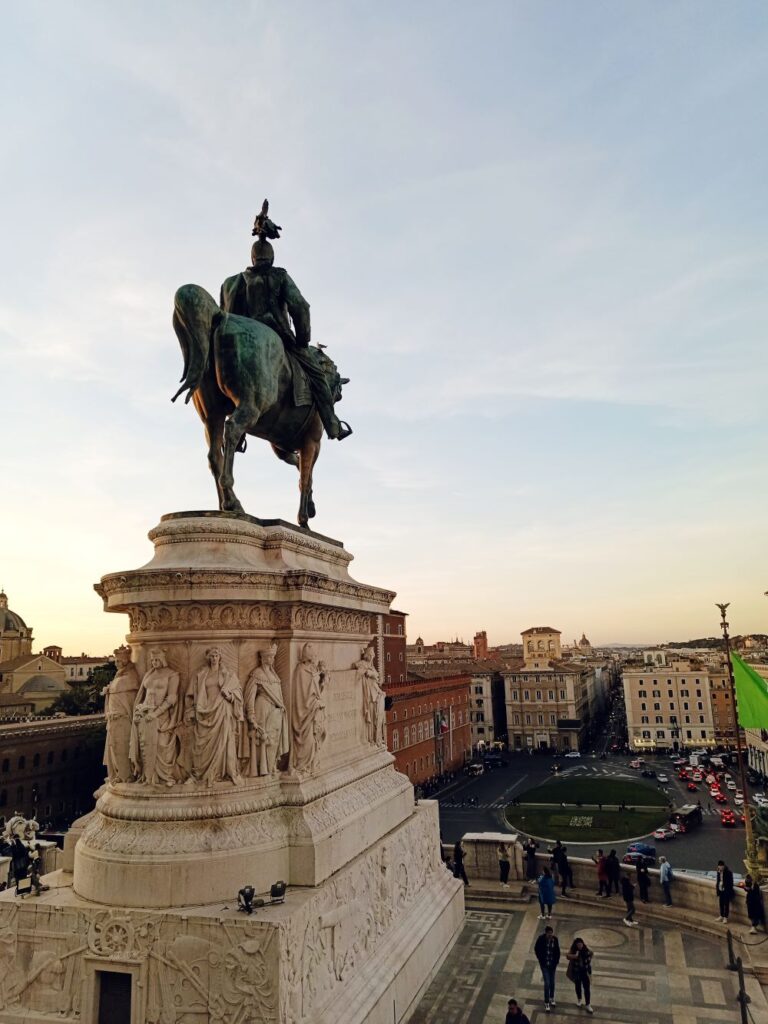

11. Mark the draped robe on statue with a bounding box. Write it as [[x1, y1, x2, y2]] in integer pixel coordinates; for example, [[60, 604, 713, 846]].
[[291, 653, 326, 773], [188, 663, 244, 784], [242, 662, 289, 776], [103, 661, 140, 782], [130, 666, 180, 786]]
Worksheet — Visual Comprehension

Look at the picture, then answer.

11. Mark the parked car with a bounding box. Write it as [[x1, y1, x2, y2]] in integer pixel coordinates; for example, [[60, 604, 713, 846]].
[[564, 751, 581, 758], [653, 827, 676, 841]]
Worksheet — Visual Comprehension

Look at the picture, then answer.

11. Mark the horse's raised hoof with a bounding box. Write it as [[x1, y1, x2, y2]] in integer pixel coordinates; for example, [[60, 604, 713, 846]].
[[307, 500, 316, 519], [221, 498, 245, 515]]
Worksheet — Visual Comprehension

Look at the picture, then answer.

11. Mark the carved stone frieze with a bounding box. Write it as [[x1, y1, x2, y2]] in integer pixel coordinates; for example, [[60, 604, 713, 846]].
[[123, 602, 372, 636]]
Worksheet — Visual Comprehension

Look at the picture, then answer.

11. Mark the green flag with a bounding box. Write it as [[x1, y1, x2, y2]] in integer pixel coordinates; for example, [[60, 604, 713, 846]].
[[731, 653, 768, 728]]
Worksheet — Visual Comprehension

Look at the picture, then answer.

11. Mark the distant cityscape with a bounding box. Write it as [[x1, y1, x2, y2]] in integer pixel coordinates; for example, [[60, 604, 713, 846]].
[[3, 586, 766, 832]]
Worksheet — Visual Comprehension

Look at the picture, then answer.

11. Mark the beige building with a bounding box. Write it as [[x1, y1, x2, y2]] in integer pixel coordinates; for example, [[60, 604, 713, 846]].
[[623, 657, 717, 752], [503, 626, 597, 752]]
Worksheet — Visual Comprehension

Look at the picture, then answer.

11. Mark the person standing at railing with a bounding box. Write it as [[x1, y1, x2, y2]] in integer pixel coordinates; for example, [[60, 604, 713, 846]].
[[659, 856, 673, 907], [745, 875, 765, 934], [715, 860, 734, 923]]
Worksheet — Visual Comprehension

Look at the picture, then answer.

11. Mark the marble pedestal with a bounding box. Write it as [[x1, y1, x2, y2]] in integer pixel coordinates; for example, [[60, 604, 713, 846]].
[[0, 513, 464, 1022]]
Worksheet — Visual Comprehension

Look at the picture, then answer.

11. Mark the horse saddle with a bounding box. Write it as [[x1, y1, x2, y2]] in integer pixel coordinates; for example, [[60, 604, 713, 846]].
[[284, 347, 315, 408]]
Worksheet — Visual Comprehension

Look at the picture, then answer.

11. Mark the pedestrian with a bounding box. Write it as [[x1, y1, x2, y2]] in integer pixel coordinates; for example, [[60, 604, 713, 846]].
[[606, 850, 620, 894], [453, 840, 469, 887], [523, 838, 539, 881], [505, 998, 530, 1024], [659, 856, 673, 906], [534, 924, 560, 1013], [745, 875, 766, 934], [636, 857, 651, 903], [621, 874, 638, 926], [560, 846, 574, 897], [498, 843, 511, 888], [566, 937, 594, 1014], [715, 860, 734, 923], [549, 839, 564, 887], [592, 848, 609, 897], [537, 866, 557, 919]]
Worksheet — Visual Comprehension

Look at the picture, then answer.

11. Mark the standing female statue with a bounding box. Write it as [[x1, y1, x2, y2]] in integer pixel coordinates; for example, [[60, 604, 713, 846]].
[[102, 645, 140, 782], [291, 643, 327, 774], [242, 642, 289, 776], [185, 647, 244, 785], [354, 645, 386, 746], [130, 648, 181, 786]]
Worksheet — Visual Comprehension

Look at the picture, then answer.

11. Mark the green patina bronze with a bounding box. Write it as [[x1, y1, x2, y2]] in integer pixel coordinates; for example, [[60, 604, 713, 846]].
[[171, 201, 351, 528]]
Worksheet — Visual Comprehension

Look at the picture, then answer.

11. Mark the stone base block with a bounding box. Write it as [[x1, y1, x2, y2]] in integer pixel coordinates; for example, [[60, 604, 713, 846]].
[[0, 802, 464, 1024]]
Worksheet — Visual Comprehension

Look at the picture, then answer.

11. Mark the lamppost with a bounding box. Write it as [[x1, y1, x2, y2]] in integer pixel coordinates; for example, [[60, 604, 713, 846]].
[[716, 603, 759, 877]]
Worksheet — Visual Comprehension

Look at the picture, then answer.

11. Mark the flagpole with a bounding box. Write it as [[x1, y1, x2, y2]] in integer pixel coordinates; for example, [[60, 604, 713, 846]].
[[716, 602, 758, 876]]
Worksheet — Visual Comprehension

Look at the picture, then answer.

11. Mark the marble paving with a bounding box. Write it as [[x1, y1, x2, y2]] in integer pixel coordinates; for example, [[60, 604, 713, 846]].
[[410, 895, 754, 1024]]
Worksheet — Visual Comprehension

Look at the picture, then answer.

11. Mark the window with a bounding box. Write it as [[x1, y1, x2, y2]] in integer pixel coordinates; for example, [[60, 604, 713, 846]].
[[548, 690, 554, 701], [549, 714, 556, 725], [536, 690, 542, 701], [403, 710, 408, 720], [513, 714, 520, 725], [684, 715, 691, 724], [638, 690, 647, 698], [667, 691, 673, 698], [699, 716, 704, 723], [681, 689, 689, 697], [474, 686, 483, 694], [411, 726, 417, 744], [642, 730, 651, 739], [697, 702, 703, 710], [696, 690, 702, 698], [523, 690, 530, 701], [33, 753, 40, 768], [656, 730, 665, 739], [511, 691, 519, 701], [386, 653, 390, 662], [700, 729, 707, 738], [60, 750, 68, 762], [418, 723, 424, 742], [392, 711, 397, 722], [17, 756, 25, 770], [641, 715, 649, 724], [655, 716, 663, 724], [560, 689, 566, 700], [525, 714, 532, 725], [399, 653, 403, 661], [16, 786, 23, 802], [653, 703, 661, 711], [537, 714, 543, 725], [652, 690, 661, 698], [686, 730, 692, 739], [683, 702, 689, 710]]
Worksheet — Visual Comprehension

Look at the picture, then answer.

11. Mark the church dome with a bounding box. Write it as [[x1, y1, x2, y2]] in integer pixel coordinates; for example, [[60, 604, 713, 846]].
[[0, 592, 27, 632]]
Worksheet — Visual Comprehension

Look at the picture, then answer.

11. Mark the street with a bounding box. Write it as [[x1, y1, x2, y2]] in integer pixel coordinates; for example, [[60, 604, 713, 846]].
[[436, 750, 754, 873]]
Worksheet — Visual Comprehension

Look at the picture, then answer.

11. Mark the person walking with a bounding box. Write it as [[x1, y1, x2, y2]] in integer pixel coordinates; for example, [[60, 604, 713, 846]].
[[659, 856, 673, 907], [621, 874, 638, 926], [534, 924, 561, 1013], [745, 875, 766, 934], [715, 860, 734, 923], [453, 840, 469, 887], [566, 937, 594, 1014], [498, 843, 511, 888], [505, 998, 530, 1024], [636, 857, 651, 903], [606, 850, 621, 895], [523, 838, 539, 881], [593, 849, 609, 897], [537, 866, 557, 920]]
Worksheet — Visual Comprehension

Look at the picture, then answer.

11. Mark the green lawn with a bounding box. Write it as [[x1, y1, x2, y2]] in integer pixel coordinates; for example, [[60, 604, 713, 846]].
[[518, 776, 667, 808], [504, 775, 669, 842], [504, 805, 665, 843]]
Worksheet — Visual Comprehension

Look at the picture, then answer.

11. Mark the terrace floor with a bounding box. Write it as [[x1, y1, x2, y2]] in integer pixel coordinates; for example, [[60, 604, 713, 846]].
[[410, 889, 768, 1024]]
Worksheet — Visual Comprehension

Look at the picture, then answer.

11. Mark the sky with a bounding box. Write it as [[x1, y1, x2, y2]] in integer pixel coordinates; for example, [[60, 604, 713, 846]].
[[1, 1, 767, 653]]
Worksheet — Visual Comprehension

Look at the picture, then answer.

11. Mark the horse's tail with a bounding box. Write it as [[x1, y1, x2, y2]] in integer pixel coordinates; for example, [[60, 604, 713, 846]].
[[171, 284, 220, 404]]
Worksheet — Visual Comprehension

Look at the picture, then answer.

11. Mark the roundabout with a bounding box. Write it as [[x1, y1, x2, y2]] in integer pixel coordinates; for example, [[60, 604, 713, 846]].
[[505, 775, 670, 843]]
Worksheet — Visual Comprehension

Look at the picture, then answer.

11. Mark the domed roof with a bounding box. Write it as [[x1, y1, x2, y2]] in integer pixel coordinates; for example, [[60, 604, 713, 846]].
[[0, 592, 28, 633], [19, 674, 66, 694]]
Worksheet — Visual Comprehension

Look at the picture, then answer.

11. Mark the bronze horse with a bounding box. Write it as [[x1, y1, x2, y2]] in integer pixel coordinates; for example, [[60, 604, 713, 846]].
[[171, 284, 347, 527]]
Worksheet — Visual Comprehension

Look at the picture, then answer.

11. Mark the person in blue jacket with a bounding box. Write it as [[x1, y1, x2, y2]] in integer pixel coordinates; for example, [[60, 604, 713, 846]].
[[537, 866, 557, 919]]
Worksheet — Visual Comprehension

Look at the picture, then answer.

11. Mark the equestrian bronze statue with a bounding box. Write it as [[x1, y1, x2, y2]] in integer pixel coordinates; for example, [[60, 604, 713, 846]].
[[171, 201, 351, 528]]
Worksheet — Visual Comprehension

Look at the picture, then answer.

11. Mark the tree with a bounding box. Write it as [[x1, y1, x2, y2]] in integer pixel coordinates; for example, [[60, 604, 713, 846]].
[[46, 662, 115, 716]]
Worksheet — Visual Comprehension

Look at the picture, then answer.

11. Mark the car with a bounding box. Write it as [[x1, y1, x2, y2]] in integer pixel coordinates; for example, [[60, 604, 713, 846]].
[[687, 782, 698, 792], [721, 812, 736, 828], [653, 827, 676, 841], [692, 772, 703, 782], [641, 769, 656, 778], [622, 851, 656, 866], [564, 751, 581, 759], [626, 842, 656, 858], [734, 794, 744, 806], [657, 774, 669, 783], [753, 795, 768, 809], [726, 779, 737, 791], [714, 793, 729, 805], [466, 763, 484, 776], [629, 760, 642, 769]]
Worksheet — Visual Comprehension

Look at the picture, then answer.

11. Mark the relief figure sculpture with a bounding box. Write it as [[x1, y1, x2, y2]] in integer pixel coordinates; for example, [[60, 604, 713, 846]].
[[130, 648, 181, 786], [242, 642, 289, 776], [185, 647, 243, 785], [355, 644, 386, 746], [291, 643, 327, 774], [102, 644, 140, 782]]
